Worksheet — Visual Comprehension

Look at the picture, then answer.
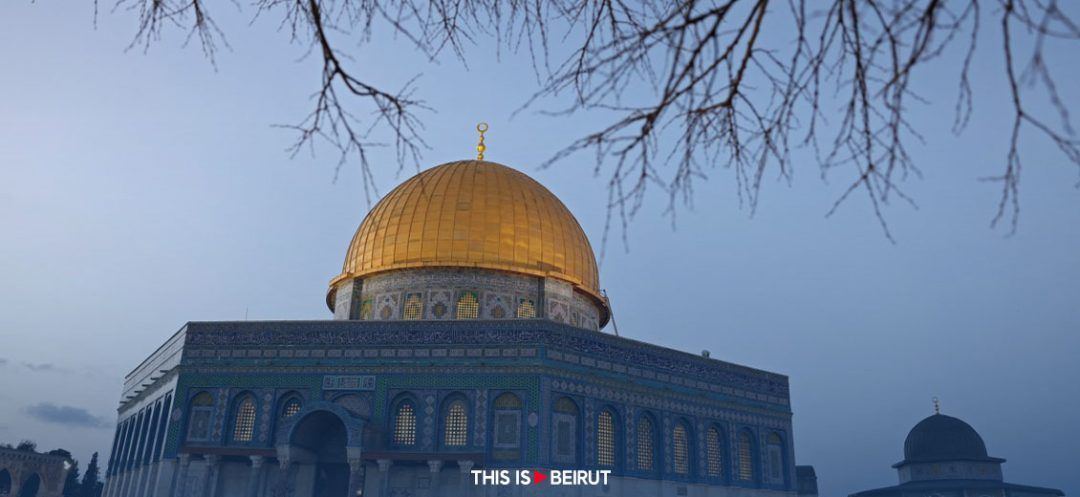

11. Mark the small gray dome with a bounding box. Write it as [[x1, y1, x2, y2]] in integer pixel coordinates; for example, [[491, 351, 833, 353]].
[[902, 414, 993, 463]]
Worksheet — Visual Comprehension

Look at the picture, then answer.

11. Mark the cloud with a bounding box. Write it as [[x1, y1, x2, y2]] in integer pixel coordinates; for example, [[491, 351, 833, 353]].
[[0, 358, 7, 366], [23, 403, 110, 429], [22, 362, 70, 374]]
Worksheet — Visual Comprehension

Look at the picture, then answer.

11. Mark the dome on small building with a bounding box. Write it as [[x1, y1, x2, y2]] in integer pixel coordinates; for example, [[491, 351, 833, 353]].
[[852, 409, 1064, 497], [895, 414, 1001, 466]]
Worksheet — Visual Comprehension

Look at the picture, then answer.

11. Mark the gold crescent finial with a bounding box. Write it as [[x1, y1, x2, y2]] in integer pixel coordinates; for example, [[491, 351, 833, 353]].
[[476, 122, 489, 160], [933, 397, 940, 414]]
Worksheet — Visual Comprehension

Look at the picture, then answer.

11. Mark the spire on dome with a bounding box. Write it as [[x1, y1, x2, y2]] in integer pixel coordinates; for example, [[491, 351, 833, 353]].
[[476, 122, 489, 160]]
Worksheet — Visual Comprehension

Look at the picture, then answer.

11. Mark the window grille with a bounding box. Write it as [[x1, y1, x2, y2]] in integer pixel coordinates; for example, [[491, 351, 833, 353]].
[[597, 410, 615, 467], [516, 299, 537, 318], [403, 293, 423, 320], [444, 400, 468, 446], [456, 292, 479, 319], [707, 427, 723, 477], [674, 423, 690, 474], [394, 402, 417, 446], [637, 417, 655, 471], [738, 431, 754, 481], [282, 398, 301, 419], [232, 396, 256, 442]]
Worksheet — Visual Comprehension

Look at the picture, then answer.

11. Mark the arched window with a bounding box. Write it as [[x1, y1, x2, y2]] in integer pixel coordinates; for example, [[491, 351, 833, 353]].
[[516, 299, 537, 318], [134, 410, 151, 468], [673, 421, 691, 475], [737, 430, 755, 481], [231, 394, 257, 443], [456, 291, 479, 319], [493, 393, 523, 450], [393, 401, 417, 446], [152, 394, 172, 463], [552, 397, 579, 464], [0, 469, 11, 495], [18, 473, 40, 497], [597, 409, 617, 467], [281, 397, 302, 420], [636, 415, 656, 471], [186, 392, 214, 442], [403, 293, 423, 320], [142, 404, 161, 465], [766, 432, 785, 482], [443, 398, 469, 447], [706, 426, 724, 478]]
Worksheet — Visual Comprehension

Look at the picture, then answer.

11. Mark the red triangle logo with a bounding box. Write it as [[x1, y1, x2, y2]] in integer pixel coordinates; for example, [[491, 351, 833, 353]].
[[532, 470, 548, 485]]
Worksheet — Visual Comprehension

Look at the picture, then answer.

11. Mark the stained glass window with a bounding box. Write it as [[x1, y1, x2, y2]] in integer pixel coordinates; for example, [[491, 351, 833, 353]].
[[495, 412, 520, 446], [767, 432, 784, 481], [597, 410, 615, 467], [232, 396, 256, 442], [282, 398, 301, 419], [403, 293, 423, 320], [493, 393, 522, 449], [394, 402, 417, 446], [187, 392, 214, 441], [637, 416, 655, 471], [553, 397, 578, 463], [674, 423, 690, 474], [738, 431, 754, 481], [554, 397, 579, 414], [456, 292, 479, 319], [707, 427, 723, 477], [444, 400, 468, 446], [516, 299, 536, 318], [494, 393, 523, 409]]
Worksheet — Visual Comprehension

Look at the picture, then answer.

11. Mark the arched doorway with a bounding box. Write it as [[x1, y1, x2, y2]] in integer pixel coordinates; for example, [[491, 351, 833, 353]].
[[0, 469, 11, 496], [290, 411, 349, 497], [16, 473, 39, 497]]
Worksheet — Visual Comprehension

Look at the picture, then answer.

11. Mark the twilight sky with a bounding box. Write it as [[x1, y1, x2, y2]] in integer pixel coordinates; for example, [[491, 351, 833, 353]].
[[1, 3, 1078, 496]]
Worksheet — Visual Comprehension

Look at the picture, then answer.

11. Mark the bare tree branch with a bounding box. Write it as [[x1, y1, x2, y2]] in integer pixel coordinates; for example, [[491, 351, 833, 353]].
[[101, 0, 1080, 239]]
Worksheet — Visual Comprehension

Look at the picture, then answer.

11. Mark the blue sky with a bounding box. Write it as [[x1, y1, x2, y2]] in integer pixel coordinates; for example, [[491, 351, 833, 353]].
[[1, 3, 1078, 496]]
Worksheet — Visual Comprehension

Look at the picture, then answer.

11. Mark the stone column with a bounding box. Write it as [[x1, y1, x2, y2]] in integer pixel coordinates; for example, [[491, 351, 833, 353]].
[[347, 458, 366, 497], [133, 462, 147, 497], [376, 459, 393, 497], [275, 457, 297, 497], [101, 477, 115, 497], [246, 456, 265, 497], [203, 455, 221, 497], [116, 468, 130, 497], [458, 460, 475, 497], [172, 454, 191, 497], [426, 460, 443, 496]]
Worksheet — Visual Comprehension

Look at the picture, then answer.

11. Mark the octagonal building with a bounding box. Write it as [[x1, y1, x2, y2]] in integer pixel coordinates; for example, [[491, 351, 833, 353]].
[[101, 159, 800, 497]]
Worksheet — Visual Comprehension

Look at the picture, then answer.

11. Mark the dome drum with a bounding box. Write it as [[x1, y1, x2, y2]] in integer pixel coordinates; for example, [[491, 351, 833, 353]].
[[329, 265, 603, 330]]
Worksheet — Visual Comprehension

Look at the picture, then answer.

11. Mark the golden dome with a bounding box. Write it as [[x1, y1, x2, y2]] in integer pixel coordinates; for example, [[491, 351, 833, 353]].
[[330, 160, 607, 318]]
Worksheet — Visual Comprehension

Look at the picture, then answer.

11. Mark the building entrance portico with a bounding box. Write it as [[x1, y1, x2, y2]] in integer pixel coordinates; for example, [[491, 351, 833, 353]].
[[277, 406, 365, 497]]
